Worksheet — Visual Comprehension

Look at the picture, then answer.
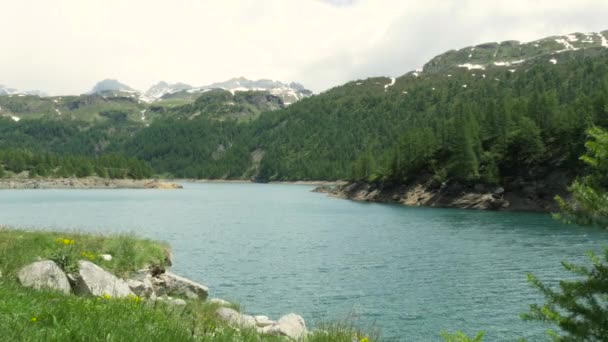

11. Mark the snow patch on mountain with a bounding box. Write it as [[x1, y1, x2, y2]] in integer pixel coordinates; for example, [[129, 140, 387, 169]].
[[89, 79, 137, 95], [144, 81, 192, 101], [384, 78, 396, 90], [599, 32, 608, 48], [458, 64, 485, 70]]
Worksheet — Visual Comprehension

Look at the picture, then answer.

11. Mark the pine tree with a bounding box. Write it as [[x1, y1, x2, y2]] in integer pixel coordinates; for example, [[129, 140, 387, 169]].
[[522, 250, 608, 341], [555, 127, 608, 228], [523, 127, 608, 341]]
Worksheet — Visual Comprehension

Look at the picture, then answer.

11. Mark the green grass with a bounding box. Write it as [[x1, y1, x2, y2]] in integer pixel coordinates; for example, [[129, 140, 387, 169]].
[[0, 228, 169, 278], [0, 228, 379, 341]]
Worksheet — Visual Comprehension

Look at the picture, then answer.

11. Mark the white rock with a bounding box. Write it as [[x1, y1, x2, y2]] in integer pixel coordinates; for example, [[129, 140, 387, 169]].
[[75, 260, 133, 298], [216, 307, 256, 328], [100, 254, 112, 261], [276, 313, 307, 340], [254, 315, 276, 327], [17, 260, 71, 294], [209, 298, 231, 306]]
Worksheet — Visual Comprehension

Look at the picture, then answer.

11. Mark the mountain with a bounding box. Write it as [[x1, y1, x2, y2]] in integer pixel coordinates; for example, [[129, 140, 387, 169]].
[[0, 85, 20, 96], [1, 29, 608, 200], [0, 85, 46, 97], [150, 89, 284, 122], [203, 77, 313, 105], [88, 79, 139, 97], [119, 29, 608, 185], [157, 77, 313, 105], [143, 81, 192, 101], [424, 30, 608, 73]]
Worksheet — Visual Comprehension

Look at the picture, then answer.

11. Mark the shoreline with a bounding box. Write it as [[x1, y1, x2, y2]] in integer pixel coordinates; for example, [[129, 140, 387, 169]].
[[314, 180, 567, 213], [0, 177, 344, 190], [176, 179, 347, 186], [0, 177, 183, 190]]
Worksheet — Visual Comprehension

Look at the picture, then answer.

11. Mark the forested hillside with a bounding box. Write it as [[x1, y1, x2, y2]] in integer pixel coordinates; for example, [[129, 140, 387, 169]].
[[0, 31, 607, 192]]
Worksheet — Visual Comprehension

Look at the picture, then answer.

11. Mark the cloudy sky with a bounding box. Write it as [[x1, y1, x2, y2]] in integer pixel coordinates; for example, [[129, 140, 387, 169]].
[[1, 0, 607, 95]]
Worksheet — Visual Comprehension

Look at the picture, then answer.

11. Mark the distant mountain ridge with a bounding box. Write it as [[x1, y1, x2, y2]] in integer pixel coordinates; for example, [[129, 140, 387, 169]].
[[423, 30, 608, 73], [85, 77, 313, 105], [0, 85, 46, 97], [88, 79, 137, 94]]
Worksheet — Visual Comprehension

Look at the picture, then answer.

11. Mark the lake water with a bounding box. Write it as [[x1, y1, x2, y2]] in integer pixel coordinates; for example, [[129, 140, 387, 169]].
[[1, 183, 607, 341]]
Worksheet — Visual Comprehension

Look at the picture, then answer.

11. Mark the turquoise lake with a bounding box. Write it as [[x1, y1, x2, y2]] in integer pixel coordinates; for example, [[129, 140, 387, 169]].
[[1, 183, 607, 341]]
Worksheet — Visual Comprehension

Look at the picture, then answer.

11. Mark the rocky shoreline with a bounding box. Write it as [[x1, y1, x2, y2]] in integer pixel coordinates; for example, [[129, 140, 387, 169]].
[[314, 177, 571, 212], [0, 177, 183, 190], [15, 251, 308, 340]]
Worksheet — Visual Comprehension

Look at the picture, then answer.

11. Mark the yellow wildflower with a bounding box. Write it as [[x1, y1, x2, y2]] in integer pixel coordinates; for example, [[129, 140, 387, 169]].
[[129, 295, 142, 303], [360, 338, 369, 342], [103, 294, 112, 300], [30, 317, 37, 322]]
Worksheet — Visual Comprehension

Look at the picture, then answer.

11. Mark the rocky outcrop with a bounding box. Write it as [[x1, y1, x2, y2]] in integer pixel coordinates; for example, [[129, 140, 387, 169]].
[[127, 278, 155, 298], [17, 260, 71, 294], [317, 173, 570, 212], [151, 272, 209, 300], [75, 261, 133, 298]]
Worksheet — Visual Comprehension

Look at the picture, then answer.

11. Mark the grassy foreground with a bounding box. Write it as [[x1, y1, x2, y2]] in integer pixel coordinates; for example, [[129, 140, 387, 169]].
[[0, 228, 377, 341]]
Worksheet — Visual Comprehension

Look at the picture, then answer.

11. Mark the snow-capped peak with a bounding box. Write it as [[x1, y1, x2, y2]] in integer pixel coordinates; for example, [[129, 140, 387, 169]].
[[88, 79, 138, 95], [144, 81, 193, 101]]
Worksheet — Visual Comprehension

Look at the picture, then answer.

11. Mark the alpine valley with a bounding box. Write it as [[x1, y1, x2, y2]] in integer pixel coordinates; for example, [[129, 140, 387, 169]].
[[1, 29, 608, 211]]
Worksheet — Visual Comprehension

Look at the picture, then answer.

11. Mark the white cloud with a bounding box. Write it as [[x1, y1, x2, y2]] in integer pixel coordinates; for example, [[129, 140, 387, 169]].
[[0, 0, 606, 95]]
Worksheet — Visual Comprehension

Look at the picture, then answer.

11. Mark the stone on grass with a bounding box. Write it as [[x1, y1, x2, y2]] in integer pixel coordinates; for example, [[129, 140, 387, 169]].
[[216, 307, 256, 328], [127, 277, 155, 298], [168, 298, 187, 306], [100, 254, 113, 261], [75, 260, 133, 298], [254, 315, 276, 327], [208, 298, 231, 306], [17, 260, 71, 294], [261, 313, 307, 340], [152, 272, 208, 300]]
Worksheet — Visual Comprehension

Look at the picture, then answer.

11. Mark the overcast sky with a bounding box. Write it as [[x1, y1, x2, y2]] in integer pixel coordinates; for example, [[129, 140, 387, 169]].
[[1, 0, 607, 95]]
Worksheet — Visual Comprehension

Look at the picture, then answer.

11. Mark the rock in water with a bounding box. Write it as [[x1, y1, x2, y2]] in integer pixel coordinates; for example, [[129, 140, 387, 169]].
[[216, 307, 257, 328], [152, 272, 208, 300], [75, 260, 133, 297], [17, 260, 71, 294]]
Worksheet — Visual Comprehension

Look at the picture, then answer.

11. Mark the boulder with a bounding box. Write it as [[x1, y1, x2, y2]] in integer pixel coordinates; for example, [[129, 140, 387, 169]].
[[127, 277, 155, 298], [168, 298, 187, 306], [17, 260, 71, 294], [254, 315, 276, 327], [152, 272, 208, 300], [209, 298, 232, 306], [216, 307, 256, 328], [273, 314, 307, 340], [75, 260, 133, 298]]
